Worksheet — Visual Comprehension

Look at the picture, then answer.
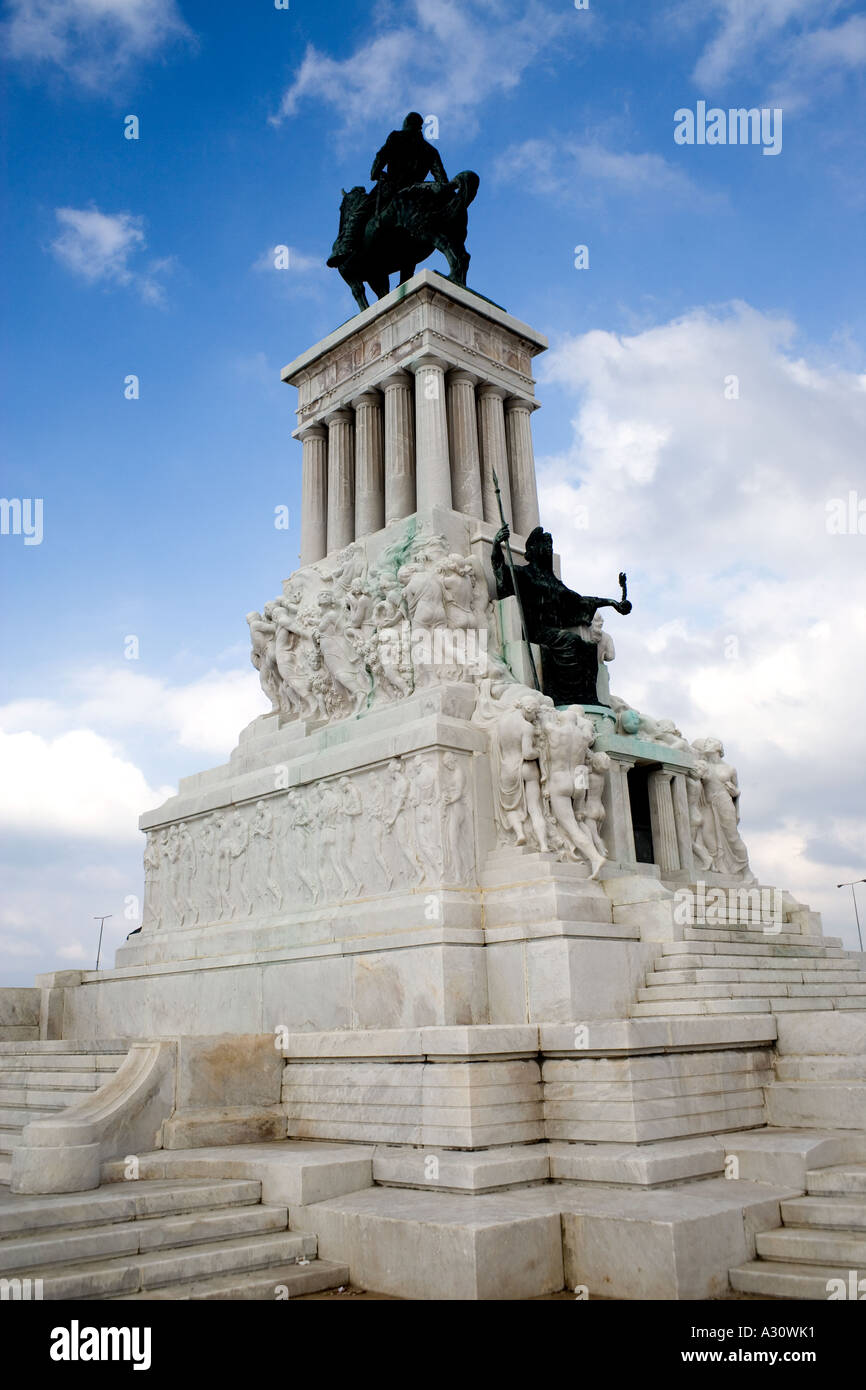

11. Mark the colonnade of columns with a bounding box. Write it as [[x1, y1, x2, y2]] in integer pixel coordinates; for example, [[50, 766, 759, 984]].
[[298, 361, 541, 564]]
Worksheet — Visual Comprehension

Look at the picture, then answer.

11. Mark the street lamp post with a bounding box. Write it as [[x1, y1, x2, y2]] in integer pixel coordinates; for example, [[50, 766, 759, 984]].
[[836, 880, 865, 952]]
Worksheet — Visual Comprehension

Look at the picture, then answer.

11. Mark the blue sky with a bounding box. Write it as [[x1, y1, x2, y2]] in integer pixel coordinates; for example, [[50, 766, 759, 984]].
[[1, 0, 865, 980]]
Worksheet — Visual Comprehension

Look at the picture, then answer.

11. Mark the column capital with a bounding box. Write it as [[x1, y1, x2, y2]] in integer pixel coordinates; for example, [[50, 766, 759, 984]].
[[476, 382, 508, 400], [504, 394, 540, 414], [297, 422, 328, 441], [350, 388, 383, 410], [324, 407, 354, 426], [380, 369, 413, 390], [447, 368, 480, 388], [410, 353, 449, 375]]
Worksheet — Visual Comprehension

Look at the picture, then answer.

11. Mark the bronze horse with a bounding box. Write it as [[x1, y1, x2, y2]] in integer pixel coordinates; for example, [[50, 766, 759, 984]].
[[327, 171, 480, 312]]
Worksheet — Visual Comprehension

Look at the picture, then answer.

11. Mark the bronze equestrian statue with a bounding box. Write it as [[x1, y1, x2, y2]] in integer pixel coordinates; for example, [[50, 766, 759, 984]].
[[327, 113, 479, 312]]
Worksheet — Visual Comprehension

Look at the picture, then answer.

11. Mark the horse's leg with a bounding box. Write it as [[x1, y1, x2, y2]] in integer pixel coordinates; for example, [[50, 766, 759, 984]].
[[368, 272, 390, 300], [399, 263, 416, 285], [431, 235, 469, 286], [342, 268, 368, 311]]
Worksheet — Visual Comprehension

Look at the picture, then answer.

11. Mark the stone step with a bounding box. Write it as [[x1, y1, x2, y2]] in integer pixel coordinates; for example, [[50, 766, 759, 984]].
[[18, 1229, 317, 1300], [0, 1070, 115, 1090], [780, 1195, 866, 1230], [638, 981, 866, 1001], [730, 1259, 858, 1299], [0, 1106, 64, 1129], [0, 1055, 123, 1073], [111, 1257, 351, 1300], [0, 1086, 103, 1108], [654, 954, 858, 973], [0, 1040, 128, 1056], [650, 967, 865, 986], [661, 940, 847, 959], [0, 1178, 264, 1237], [631, 998, 826, 1017], [776, 1057, 866, 1081], [807, 1165, 866, 1196], [756, 1225, 866, 1265], [683, 928, 841, 948], [765, 1081, 866, 1128], [0, 1203, 291, 1274], [0, 1127, 29, 1152]]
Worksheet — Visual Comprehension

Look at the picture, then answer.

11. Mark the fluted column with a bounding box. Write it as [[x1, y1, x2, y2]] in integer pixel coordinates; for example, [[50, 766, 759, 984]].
[[603, 755, 637, 864], [325, 408, 354, 553], [447, 370, 484, 520], [648, 769, 680, 874], [298, 423, 328, 565], [477, 384, 513, 528], [671, 771, 696, 880], [412, 355, 452, 512], [352, 390, 385, 539], [505, 397, 540, 537], [382, 371, 415, 522]]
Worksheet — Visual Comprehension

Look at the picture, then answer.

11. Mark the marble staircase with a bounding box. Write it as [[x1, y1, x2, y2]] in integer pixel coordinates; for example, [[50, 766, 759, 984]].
[[632, 927, 866, 1018], [0, 1175, 348, 1300], [0, 1041, 128, 1185], [730, 1162, 866, 1298]]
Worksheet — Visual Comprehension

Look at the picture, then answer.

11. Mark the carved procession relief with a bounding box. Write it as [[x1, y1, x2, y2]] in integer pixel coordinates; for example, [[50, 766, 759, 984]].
[[247, 526, 505, 728], [141, 751, 477, 932]]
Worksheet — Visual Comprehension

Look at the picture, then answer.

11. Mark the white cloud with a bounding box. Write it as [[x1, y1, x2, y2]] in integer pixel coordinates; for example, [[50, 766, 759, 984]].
[[1, 665, 263, 760], [691, 1, 866, 108], [0, 727, 175, 842], [2, 0, 192, 89], [0, 660, 266, 980], [536, 301, 866, 947], [50, 207, 172, 305], [495, 137, 717, 209], [271, 0, 578, 138]]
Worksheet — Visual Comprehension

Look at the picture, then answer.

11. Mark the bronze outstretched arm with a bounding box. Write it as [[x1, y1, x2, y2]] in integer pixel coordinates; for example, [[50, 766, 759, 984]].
[[583, 573, 631, 616]]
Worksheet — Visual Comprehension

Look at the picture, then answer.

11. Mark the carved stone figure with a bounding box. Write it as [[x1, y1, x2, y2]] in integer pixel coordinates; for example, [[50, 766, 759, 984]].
[[313, 591, 370, 715], [442, 752, 474, 882], [583, 750, 611, 860], [176, 821, 198, 927], [317, 782, 353, 898], [474, 682, 551, 851], [578, 612, 615, 705], [197, 816, 217, 922], [283, 790, 318, 903], [539, 704, 605, 876], [691, 738, 755, 882], [247, 610, 281, 711], [686, 761, 715, 872], [365, 770, 394, 890], [385, 757, 423, 885], [142, 833, 161, 929], [251, 800, 282, 910], [409, 756, 441, 882], [338, 776, 365, 896], [228, 810, 251, 916]]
